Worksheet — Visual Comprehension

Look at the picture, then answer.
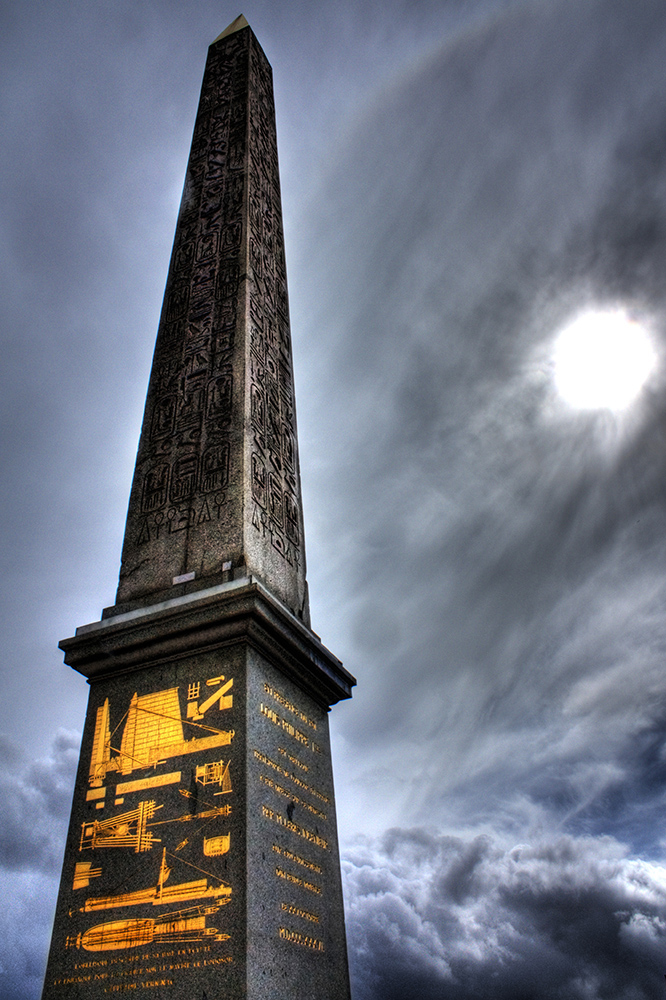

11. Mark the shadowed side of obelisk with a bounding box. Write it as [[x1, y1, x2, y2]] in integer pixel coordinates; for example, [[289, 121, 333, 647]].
[[115, 19, 309, 624]]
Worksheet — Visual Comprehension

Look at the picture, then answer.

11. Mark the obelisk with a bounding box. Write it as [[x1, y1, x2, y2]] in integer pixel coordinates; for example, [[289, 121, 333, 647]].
[[42, 16, 355, 1000]]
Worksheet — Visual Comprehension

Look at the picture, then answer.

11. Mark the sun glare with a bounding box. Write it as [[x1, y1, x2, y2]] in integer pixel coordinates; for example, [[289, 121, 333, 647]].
[[552, 308, 657, 411]]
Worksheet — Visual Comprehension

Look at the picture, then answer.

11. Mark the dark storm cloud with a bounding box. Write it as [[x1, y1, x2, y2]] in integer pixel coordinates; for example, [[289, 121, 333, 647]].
[[0, 870, 62, 1000], [0, 730, 78, 873], [295, 0, 666, 856], [0, 732, 78, 998], [344, 827, 666, 1000]]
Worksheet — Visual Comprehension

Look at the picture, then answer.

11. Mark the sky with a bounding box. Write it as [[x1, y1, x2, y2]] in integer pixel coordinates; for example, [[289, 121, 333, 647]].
[[4, 0, 666, 996]]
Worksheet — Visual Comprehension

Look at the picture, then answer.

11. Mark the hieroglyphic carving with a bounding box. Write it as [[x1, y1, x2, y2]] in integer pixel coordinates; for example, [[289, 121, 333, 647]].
[[120, 34, 252, 569], [243, 37, 303, 568], [117, 23, 309, 611]]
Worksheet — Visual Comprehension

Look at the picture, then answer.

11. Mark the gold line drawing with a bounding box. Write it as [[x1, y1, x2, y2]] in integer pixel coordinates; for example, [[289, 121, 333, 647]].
[[81, 849, 232, 912], [88, 680, 234, 787], [66, 903, 230, 952], [195, 759, 232, 794], [187, 677, 233, 721], [80, 801, 162, 853], [73, 862, 102, 890], [89, 697, 111, 787], [203, 834, 231, 857], [79, 790, 231, 854], [115, 770, 182, 795], [149, 788, 232, 826]]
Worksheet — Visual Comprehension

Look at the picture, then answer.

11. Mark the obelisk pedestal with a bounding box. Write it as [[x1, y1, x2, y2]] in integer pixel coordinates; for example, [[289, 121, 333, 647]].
[[41, 17, 354, 1000]]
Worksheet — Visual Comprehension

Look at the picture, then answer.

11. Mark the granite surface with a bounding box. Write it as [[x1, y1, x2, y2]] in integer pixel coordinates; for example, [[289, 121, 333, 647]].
[[43, 586, 353, 999]]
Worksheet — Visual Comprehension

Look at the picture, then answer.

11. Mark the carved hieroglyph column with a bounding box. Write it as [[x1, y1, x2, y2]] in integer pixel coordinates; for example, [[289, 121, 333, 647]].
[[115, 13, 309, 624], [42, 17, 355, 1000]]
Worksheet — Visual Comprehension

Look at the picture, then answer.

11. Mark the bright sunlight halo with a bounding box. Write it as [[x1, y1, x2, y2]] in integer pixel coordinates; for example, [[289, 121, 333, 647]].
[[552, 308, 657, 411]]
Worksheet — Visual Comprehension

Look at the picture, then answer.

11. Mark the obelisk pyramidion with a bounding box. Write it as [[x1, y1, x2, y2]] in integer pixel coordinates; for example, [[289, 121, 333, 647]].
[[42, 16, 355, 1000]]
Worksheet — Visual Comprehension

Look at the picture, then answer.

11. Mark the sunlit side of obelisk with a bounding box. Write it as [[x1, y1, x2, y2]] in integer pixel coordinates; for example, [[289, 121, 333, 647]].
[[42, 16, 354, 1000]]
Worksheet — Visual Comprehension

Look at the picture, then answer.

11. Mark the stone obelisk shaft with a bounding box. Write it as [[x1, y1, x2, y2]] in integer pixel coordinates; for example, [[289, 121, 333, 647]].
[[115, 20, 309, 625], [43, 19, 354, 1000]]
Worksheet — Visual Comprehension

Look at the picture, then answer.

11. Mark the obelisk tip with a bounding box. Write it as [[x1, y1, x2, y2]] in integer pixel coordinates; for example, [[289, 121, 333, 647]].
[[212, 14, 250, 43]]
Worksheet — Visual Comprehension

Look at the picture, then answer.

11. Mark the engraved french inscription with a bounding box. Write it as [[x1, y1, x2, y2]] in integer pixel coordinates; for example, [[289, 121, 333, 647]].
[[259, 704, 316, 751], [262, 683, 317, 730], [272, 843, 322, 875], [280, 901, 320, 924], [253, 748, 329, 803], [261, 805, 328, 851], [278, 927, 324, 952]]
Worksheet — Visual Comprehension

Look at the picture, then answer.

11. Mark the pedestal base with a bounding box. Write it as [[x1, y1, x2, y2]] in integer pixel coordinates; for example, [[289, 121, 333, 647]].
[[42, 578, 354, 1000]]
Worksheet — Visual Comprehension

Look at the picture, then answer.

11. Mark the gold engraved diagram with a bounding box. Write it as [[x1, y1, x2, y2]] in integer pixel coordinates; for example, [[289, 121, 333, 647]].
[[80, 801, 162, 853], [80, 790, 231, 853], [81, 849, 232, 912], [73, 862, 102, 890], [195, 758, 232, 794], [88, 678, 234, 787], [115, 771, 181, 796], [161, 788, 232, 822], [187, 676, 233, 721], [203, 834, 231, 857], [67, 904, 230, 952], [70, 675, 236, 961]]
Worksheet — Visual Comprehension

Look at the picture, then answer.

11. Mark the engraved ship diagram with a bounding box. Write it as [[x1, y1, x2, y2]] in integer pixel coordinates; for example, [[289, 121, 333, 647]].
[[67, 903, 230, 952], [88, 678, 233, 786], [81, 848, 232, 912]]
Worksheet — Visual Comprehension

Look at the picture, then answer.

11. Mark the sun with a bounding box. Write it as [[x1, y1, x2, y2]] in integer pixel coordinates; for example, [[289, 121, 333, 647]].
[[552, 307, 657, 411]]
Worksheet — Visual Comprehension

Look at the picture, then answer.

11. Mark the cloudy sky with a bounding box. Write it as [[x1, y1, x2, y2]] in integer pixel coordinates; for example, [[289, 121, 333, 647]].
[[4, 0, 666, 996]]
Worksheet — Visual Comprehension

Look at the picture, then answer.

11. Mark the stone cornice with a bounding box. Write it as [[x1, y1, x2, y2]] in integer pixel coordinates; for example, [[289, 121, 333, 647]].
[[60, 577, 355, 708]]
